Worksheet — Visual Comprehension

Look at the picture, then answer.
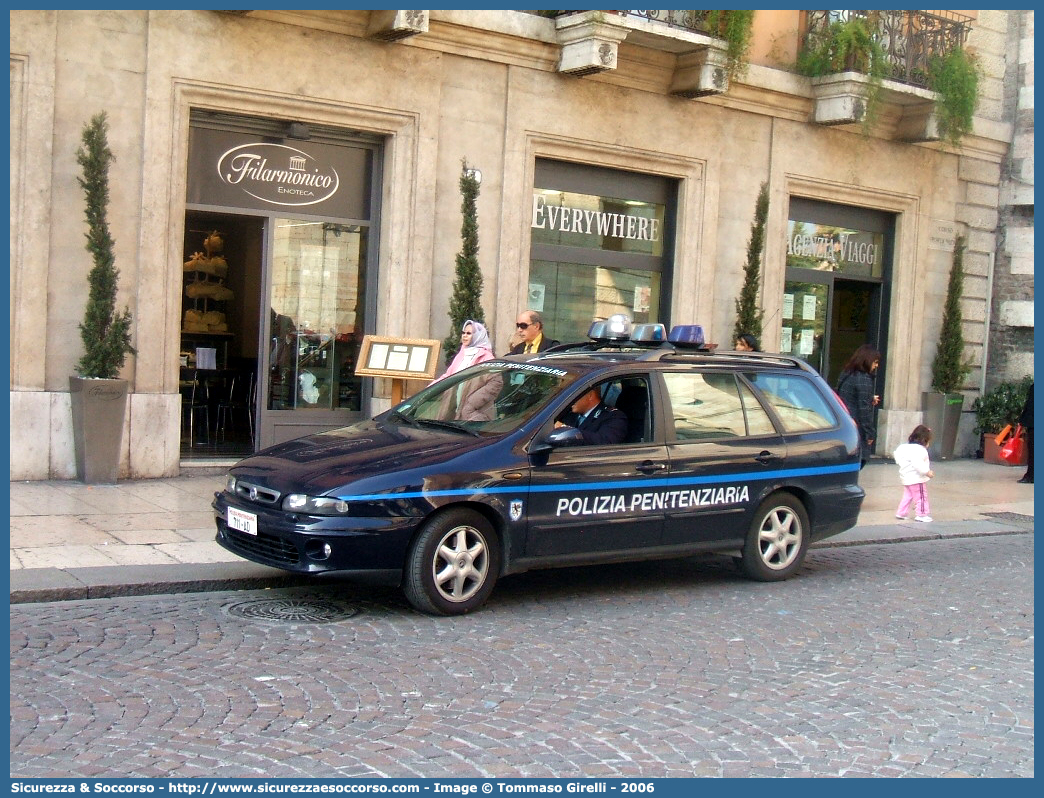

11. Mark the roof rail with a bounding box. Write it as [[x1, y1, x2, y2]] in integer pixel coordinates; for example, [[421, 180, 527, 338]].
[[637, 348, 814, 371], [531, 340, 816, 374], [542, 340, 670, 355]]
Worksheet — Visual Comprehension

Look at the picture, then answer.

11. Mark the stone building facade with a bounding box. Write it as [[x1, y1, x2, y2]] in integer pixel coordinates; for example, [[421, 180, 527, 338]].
[[9, 9, 1031, 480], [990, 10, 1034, 386]]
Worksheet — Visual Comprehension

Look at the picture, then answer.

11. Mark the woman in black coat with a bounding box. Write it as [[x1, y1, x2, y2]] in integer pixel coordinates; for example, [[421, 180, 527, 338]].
[[1018, 382, 1033, 484], [837, 344, 881, 469]]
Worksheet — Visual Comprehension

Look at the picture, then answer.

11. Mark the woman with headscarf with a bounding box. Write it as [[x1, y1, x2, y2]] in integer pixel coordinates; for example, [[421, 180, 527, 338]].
[[433, 320, 501, 422], [439, 320, 495, 379]]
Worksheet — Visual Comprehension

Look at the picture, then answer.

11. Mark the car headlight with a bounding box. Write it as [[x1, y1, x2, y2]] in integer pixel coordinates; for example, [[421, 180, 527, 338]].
[[225, 474, 237, 494], [282, 494, 351, 515]]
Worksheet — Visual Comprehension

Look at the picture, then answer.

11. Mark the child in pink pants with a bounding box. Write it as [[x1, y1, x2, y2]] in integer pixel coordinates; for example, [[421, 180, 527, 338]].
[[893, 424, 934, 522]]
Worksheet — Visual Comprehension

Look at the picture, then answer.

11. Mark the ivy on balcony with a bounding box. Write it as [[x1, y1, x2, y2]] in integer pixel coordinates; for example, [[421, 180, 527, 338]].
[[801, 9, 971, 90], [798, 10, 979, 143]]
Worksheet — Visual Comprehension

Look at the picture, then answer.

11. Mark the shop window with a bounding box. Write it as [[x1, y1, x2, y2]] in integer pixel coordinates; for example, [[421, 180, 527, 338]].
[[268, 220, 367, 412], [530, 160, 675, 339]]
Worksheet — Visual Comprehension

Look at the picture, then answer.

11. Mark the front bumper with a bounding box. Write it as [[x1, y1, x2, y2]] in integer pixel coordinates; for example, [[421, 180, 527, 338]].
[[213, 492, 418, 575]]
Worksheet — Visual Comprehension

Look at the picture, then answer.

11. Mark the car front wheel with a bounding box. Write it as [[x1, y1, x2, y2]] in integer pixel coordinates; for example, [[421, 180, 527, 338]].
[[403, 509, 500, 615], [740, 493, 810, 581]]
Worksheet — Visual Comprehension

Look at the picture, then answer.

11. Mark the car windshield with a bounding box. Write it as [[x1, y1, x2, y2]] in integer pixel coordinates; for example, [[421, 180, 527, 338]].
[[390, 361, 578, 435]]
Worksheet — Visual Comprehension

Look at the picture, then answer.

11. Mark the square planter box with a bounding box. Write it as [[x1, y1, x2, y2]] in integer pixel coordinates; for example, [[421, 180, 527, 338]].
[[982, 434, 1027, 467]]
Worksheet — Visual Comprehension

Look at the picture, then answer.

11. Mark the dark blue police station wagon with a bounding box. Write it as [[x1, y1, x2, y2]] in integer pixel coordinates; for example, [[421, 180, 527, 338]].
[[215, 320, 864, 615]]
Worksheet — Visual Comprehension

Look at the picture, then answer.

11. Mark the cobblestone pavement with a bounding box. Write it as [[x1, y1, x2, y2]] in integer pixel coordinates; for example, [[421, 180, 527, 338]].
[[11, 535, 1034, 779]]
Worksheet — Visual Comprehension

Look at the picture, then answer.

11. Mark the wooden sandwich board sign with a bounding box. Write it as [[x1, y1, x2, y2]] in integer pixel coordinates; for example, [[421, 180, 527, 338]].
[[355, 336, 441, 405]]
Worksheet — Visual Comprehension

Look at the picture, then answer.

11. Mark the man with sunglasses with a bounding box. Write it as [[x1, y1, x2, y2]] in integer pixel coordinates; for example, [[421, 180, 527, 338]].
[[507, 310, 560, 355]]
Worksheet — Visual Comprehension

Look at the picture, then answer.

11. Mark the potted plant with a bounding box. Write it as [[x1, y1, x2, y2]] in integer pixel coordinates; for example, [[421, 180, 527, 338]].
[[797, 14, 887, 132], [923, 235, 972, 459], [973, 376, 1032, 464], [70, 112, 136, 483]]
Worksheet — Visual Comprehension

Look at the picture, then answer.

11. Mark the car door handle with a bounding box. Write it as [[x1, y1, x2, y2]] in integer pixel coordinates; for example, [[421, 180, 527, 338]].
[[755, 450, 781, 465], [636, 461, 667, 474]]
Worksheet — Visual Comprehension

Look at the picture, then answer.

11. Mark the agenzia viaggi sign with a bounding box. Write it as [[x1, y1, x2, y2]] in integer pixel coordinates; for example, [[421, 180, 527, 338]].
[[187, 126, 371, 219]]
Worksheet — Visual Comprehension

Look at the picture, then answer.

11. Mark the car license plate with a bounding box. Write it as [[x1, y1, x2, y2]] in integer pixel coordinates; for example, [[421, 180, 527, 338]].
[[227, 506, 257, 536]]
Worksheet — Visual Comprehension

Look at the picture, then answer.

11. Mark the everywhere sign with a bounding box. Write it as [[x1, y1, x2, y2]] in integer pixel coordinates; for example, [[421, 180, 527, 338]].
[[532, 193, 662, 243]]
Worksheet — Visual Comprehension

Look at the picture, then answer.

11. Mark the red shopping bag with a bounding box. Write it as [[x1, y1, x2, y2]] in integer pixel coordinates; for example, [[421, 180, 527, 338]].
[[999, 424, 1026, 464]]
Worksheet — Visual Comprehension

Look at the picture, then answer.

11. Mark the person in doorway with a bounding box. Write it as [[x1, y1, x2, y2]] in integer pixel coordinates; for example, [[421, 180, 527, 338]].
[[554, 387, 628, 445], [1018, 382, 1033, 484], [507, 310, 560, 355], [837, 343, 881, 468], [894, 424, 934, 522], [735, 333, 760, 351]]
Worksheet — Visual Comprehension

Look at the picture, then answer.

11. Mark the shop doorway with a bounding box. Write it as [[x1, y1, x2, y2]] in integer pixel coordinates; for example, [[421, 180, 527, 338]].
[[784, 197, 893, 386], [828, 281, 882, 381], [179, 210, 373, 459], [180, 210, 264, 460], [781, 274, 883, 384], [182, 113, 382, 461]]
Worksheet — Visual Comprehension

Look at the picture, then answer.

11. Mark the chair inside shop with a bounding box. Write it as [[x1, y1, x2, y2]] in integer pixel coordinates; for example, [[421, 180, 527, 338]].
[[182, 371, 211, 447], [216, 371, 256, 446]]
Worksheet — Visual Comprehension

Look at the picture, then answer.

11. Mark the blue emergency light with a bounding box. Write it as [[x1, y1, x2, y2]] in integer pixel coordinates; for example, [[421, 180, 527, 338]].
[[668, 324, 706, 347]]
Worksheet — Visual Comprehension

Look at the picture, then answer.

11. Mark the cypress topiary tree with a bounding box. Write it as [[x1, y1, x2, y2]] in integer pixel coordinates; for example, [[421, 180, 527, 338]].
[[930, 234, 972, 393], [444, 161, 485, 364], [76, 112, 135, 378], [733, 181, 768, 343]]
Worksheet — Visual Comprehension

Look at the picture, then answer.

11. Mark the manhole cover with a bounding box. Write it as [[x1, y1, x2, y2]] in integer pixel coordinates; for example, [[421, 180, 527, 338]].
[[226, 598, 359, 624], [981, 511, 1035, 523]]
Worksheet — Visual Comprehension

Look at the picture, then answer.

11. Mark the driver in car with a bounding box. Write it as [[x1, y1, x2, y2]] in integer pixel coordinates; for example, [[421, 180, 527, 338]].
[[554, 387, 628, 445]]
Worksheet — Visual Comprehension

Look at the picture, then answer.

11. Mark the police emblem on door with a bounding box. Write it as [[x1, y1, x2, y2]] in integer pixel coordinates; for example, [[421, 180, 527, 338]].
[[509, 500, 523, 521]]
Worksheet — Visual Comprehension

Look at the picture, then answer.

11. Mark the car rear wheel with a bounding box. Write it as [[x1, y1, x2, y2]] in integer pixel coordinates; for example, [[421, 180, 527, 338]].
[[740, 493, 809, 581], [403, 509, 500, 615]]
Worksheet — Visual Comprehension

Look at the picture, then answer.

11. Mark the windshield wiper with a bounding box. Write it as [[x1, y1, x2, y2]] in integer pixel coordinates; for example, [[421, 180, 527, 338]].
[[413, 418, 482, 437], [389, 409, 419, 427]]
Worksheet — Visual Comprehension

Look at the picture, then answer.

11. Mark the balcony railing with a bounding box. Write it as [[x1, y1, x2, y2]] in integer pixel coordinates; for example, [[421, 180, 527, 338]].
[[532, 10, 717, 36], [611, 10, 715, 35], [804, 10, 972, 89]]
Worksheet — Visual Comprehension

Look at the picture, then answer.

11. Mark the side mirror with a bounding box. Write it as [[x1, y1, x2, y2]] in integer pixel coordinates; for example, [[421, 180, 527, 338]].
[[545, 426, 583, 447]]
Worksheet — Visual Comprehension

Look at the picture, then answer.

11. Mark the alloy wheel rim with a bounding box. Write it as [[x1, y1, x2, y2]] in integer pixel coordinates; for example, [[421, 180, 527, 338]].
[[758, 508, 801, 570], [433, 525, 488, 602]]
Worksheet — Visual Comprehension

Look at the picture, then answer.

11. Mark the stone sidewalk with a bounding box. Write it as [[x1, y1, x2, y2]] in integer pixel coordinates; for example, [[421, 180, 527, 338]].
[[8, 458, 1034, 603]]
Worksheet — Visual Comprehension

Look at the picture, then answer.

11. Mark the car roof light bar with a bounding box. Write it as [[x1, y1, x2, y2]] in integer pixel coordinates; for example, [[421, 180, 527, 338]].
[[629, 323, 666, 345], [587, 313, 632, 344], [667, 324, 706, 347]]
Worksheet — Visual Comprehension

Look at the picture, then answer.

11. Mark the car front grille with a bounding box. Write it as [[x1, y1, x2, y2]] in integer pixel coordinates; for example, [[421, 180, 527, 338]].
[[231, 480, 281, 506], [223, 524, 300, 566]]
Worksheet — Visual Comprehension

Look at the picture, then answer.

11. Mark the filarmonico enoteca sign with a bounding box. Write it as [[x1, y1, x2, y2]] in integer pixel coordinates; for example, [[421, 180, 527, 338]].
[[187, 127, 371, 219]]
